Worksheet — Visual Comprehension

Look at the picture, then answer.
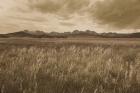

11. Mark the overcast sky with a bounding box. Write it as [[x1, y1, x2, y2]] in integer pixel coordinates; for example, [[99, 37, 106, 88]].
[[0, 0, 139, 34]]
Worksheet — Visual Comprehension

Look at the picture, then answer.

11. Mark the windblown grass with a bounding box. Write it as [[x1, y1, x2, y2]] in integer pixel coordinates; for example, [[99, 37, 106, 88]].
[[0, 44, 140, 93]]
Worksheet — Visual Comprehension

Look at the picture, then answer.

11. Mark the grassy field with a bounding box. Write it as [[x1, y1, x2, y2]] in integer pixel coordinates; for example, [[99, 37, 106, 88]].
[[0, 38, 140, 93]]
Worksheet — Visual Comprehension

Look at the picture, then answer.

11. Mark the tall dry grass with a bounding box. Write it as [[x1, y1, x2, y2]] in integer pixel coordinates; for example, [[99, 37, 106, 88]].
[[0, 44, 140, 93]]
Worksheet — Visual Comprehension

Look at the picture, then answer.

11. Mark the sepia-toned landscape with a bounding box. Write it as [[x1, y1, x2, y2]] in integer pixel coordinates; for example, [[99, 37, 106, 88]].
[[0, 37, 140, 93], [0, 0, 140, 93]]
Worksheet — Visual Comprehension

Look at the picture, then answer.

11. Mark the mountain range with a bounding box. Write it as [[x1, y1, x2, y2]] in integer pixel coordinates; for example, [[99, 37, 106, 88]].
[[0, 30, 140, 38]]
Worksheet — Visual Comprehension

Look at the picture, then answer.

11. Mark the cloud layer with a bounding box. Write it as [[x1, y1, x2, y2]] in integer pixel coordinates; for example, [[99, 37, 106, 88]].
[[93, 0, 140, 29], [0, 0, 100, 33], [0, 0, 139, 33], [28, 0, 90, 18]]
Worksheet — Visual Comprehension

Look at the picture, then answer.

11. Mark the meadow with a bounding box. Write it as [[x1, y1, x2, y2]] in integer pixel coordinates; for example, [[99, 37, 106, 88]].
[[0, 38, 140, 93]]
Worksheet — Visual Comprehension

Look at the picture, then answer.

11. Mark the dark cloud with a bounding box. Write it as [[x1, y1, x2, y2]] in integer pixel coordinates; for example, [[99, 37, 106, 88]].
[[93, 0, 140, 29], [28, 0, 62, 13], [28, 0, 90, 17]]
